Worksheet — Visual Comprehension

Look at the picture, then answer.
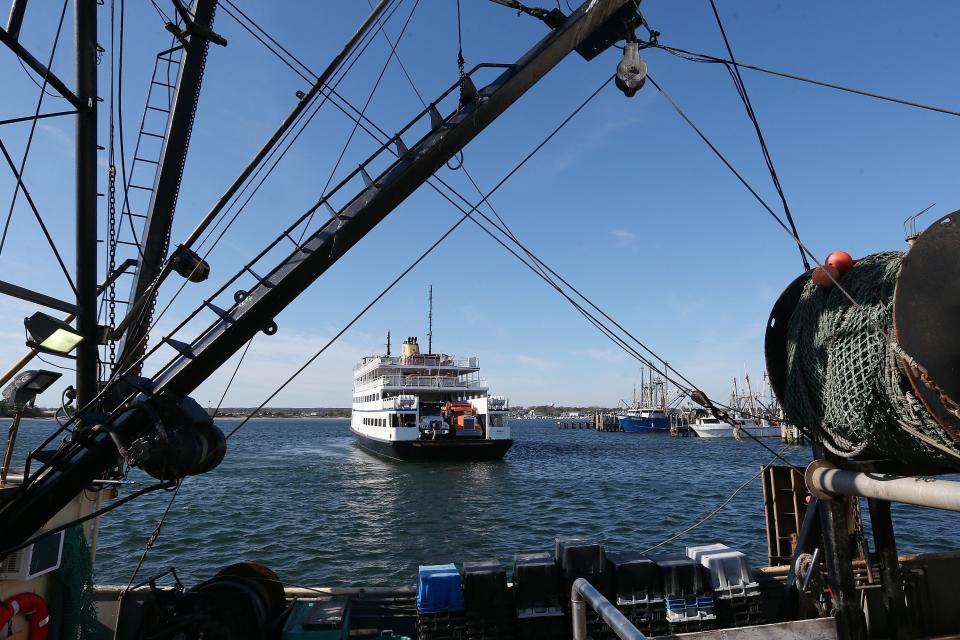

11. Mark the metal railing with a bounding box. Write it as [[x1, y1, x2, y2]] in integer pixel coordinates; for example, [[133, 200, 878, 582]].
[[805, 460, 960, 512], [571, 578, 647, 640], [354, 375, 487, 392], [353, 355, 479, 372]]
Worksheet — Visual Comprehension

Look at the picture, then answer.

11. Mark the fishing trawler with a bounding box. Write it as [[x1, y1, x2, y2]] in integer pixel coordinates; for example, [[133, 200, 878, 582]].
[[350, 335, 512, 461], [689, 413, 780, 438], [1, 0, 960, 639], [617, 367, 670, 433]]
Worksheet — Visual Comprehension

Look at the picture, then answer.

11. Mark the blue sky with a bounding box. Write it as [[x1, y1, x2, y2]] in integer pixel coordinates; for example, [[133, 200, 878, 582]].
[[0, 1, 958, 409]]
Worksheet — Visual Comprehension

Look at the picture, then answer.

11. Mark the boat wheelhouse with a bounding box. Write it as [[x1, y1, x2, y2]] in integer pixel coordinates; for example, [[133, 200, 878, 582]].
[[350, 337, 512, 460]]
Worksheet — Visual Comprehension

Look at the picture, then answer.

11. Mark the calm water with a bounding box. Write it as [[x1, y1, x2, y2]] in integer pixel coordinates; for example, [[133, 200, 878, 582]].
[[9, 418, 960, 588]]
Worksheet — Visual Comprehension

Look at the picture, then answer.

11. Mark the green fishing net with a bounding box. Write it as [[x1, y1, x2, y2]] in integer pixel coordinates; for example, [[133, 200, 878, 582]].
[[783, 251, 959, 468], [46, 526, 111, 640]]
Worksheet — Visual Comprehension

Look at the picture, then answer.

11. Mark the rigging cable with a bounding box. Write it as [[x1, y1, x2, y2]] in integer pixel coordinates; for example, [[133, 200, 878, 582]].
[[296, 0, 422, 244], [707, 0, 808, 270], [0, 481, 177, 561], [646, 74, 857, 305], [0, 0, 78, 293], [224, 75, 614, 442], [637, 448, 787, 554], [244, 13, 739, 423], [321, 26, 801, 463], [95, 0, 408, 391], [654, 43, 960, 119], [12, 0, 412, 481]]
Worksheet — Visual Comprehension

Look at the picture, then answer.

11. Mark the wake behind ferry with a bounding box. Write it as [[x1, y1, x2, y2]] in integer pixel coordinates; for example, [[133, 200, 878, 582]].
[[350, 336, 512, 461]]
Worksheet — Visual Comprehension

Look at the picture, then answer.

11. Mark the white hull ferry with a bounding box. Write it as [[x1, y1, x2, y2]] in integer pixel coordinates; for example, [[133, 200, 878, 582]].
[[350, 336, 512, 461]]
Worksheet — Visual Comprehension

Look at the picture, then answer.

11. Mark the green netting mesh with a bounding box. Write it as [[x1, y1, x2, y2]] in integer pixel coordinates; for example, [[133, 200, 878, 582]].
[[46, 526, 109, 640], [783, 251, 960, 469]]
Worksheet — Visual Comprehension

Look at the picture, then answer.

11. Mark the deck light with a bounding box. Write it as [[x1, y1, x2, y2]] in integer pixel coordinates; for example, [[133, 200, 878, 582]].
[[2, 369, 61, 409], [24, 312, 84, 355]]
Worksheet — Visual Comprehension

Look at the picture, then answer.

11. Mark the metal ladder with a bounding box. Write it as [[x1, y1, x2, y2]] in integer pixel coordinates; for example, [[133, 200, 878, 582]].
[[114, 45, 183, 272]]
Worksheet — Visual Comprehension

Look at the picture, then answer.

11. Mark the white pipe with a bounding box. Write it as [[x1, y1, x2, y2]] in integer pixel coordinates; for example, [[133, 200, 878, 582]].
[[806, 460, 960, 512]]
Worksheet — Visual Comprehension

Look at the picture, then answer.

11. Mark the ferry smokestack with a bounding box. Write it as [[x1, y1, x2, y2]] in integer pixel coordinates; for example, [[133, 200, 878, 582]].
[[402, 336, 420, 358]]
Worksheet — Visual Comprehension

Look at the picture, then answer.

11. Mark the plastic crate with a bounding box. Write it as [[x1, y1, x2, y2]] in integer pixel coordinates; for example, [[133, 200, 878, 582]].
[[418, 564, 465, 614], [554, 536, 610, 597], [605, 551, 662, 605], [282, 597, 350, 640], [513, 553, 563, 611]]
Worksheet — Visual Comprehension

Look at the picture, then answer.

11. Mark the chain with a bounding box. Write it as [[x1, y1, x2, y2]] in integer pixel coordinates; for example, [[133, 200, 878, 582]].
[[106, 0, 119, 371], [892, 342, 960, 420]]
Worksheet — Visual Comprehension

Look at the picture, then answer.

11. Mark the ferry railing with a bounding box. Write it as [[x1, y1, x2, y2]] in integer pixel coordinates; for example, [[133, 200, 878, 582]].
[[355, 375, 487, 391], [571, 578, 647, 640]]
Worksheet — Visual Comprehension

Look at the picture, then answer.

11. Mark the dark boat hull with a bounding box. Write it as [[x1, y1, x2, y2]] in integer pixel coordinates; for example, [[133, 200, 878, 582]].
[[352, 430, 513, 461]]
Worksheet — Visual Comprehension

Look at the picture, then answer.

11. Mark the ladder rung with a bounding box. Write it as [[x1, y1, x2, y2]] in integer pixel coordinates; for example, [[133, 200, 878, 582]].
[[151, 80, 176, 89], [141, 131, 165, 139], [157, 56, 181, 64], [116, 240, 142, 247], [126, 212, 148, 219], [129, 184, 153, 191], [134, 156, 160, 165], [146, 105, 170, 113]]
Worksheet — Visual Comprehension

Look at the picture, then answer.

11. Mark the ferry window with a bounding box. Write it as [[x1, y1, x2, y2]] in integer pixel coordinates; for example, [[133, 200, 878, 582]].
[[491, 415, 504, 428]]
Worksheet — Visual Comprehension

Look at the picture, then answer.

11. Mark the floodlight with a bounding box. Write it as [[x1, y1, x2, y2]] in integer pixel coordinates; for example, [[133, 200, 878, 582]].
[[2, 369, 62, 409], [24, 312, 84, 355]]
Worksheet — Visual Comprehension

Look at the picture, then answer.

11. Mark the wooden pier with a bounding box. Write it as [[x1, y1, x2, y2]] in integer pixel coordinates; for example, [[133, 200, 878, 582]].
[[556, 418, 592, 429], [593, 412, 622, 432]]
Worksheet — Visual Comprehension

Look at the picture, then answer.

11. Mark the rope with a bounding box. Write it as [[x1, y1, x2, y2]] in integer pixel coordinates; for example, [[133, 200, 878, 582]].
[[225, 74, 614, 441], [0, 0, 77, 294], [646, 74, 858, 305], [707, 0, 809, 270], [638, 452, 781, 554], [655, 43, 960, 119]]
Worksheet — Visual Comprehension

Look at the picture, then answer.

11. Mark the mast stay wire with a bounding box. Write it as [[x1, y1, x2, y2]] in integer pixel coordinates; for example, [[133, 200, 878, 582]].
[[295, 0, 422, 245], [224, 74, 615, 442], [224, 5, 695, 395], [646, 74, 858, 306], [227, 7, 778, 426], [315, 25, 805, 466], [194, 0, 406, 252], [654, 43, 960, 119], [215, 47, 791, 477], [91, 0, 409, 390], [707, 0, 808, 270], [14, 0, 411, 471], [0, 0, 78, 294]]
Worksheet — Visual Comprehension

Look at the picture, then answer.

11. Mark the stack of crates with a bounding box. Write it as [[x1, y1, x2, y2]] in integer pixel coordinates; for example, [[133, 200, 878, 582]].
[[462, 560, 516, 640], [417, 564, 467, 640], [554, 537, 613, 640], [512, 552, 566, 640], [604, 551, 667, 636], [652, 555, 717, 633], [686, 544, 763, 628], [281, 596, 350, 640]]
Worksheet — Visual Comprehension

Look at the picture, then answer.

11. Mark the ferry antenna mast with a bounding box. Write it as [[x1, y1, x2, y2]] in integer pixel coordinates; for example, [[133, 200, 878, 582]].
[[428, 285, 433, 354]]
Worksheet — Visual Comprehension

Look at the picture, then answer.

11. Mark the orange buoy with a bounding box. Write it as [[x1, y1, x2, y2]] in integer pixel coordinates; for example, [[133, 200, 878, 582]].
[[812, 264, 840, 288], [826, 251, 855, 274]]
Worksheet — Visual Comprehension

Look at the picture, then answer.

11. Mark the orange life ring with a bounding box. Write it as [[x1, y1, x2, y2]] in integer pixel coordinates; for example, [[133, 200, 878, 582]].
[[0, 592, 49, 640]]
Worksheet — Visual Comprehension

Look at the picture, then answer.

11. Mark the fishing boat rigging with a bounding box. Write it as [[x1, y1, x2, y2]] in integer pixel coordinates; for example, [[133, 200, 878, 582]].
[[0, 0, 644, 555], [0, 1, 958, 638]]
